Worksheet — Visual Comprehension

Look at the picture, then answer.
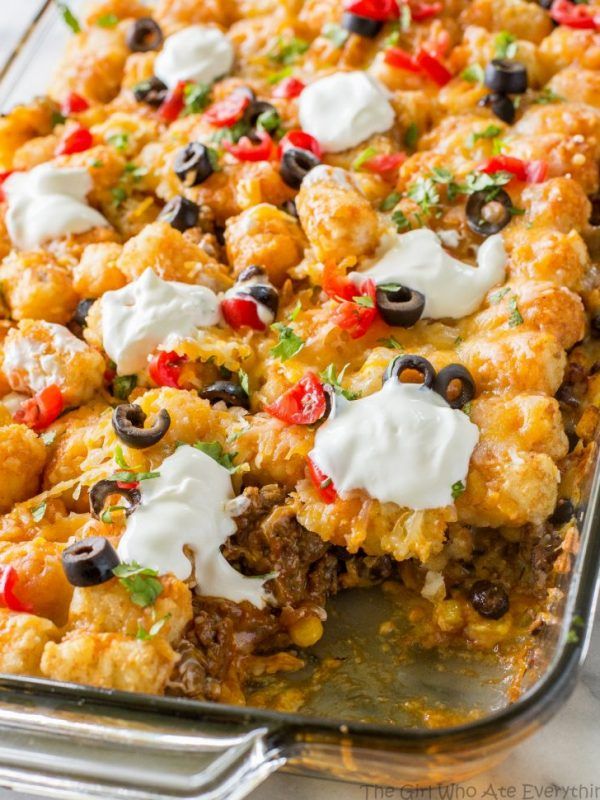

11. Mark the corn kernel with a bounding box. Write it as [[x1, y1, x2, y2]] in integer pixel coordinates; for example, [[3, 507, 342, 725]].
[[289, 616, 324, 648]]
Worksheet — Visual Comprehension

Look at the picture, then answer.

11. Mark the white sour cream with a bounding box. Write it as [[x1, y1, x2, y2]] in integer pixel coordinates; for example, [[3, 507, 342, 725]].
[[117, 446, 270, 608], [154, 25, 234, 90], [3, 163, 109, 251], [3, 322, 87, 394], [309, 380, 479, 510], [298, 71, 395, 153], [351, 229, 506, 320], [101, 268, 220, 375]]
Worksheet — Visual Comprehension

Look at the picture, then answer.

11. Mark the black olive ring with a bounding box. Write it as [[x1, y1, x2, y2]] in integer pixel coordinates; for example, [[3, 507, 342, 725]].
[[466, 188, 513, 237], [126, 17, 164, 52], [243, 100, 278, 129], [433, 364, 476, 409], [199, 381, 250, 409], [375, 286, 425, 328], [158, 195, 200, 232], [342, 11, 383, 38], [112, 404, 171, 449], [238, 265, 267, 282], [479, 92, 515, 125], [174, 142, 215, 187], [383, 355, 437, 389], [484, 59, 528, 95], [133, 76, 168, 107], [62, 536, 120, 587], [72, 298, 94, 329], [280, 147, 321, 190], [89, 480, 141, 520]]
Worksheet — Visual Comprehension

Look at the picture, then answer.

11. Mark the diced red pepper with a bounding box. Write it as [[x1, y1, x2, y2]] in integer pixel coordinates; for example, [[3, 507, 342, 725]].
[[223, 130, 274, 162], [384, 47, 421, 73], [278, 130, 323, 159], [158, 81, 187, 123], [331, 279, 379, 339], [409, 0, 443, 21], [14, 385, 64, 432], [364, 152, 407, 176], [116, 481, 140, 490], [265, 373, 327, 425], [322, 260, 357, 303], [148, 350, 188, 388], [550, 0, 599, 29], [204, 91, 251, 127], [221, 296, 266, 331], [0, 171, 15, 203], [61, 92, 90, 116], [345, 0, 400, 21], [0, 566, 32, 613], [307, 456, 338, 504], [55, 125, 94, 156], [415, 48, 452, 86], [480, 155, 548, 184], [273, 77, 306, 99]]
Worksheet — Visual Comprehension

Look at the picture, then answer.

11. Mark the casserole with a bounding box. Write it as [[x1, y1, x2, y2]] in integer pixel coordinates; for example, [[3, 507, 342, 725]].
[[0, 1, 598, 798]]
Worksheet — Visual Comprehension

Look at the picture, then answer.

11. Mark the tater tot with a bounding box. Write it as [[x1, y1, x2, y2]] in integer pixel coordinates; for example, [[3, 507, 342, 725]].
[[0, 425, 46, 513], [0, 610, 58, 676], [0, 251, 78, 324], [73, 242, 126, 298]]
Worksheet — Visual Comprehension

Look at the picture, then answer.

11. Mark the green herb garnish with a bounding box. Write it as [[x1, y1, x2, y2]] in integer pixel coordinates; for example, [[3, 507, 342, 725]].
[[408, 177, 440, 215], [137, 613, 172, 641], [352, 295, 375, 308], [489, 287, 510, 304], [320, 363, 360, 400], [461, 64, 484, 83], [268, 36, 309, 66], [107, 133, 129, 152], [192, 441, 238, 472], [352, 146, 378, 172], [494, 30, 517, 59], [238, 369, 250, 395], [380, 191, 402, 212], [113, 562, 163, 608], [404, 122, 419, 150], [111, 186, 128, 208], [101, 505, 127, 524], [183, 82, 212, 115], [468, 124, 503, 148], [507, 296, 524, 327], [534, 87, 564, 105], [378, 336, 404, 351], [113, 374, 137, 400], [97, 12, 119, 28], [56, 1, 81, 33], [270, 323, 305, 361], [451, 480, 466, 501], [392, 209, 412, 232]]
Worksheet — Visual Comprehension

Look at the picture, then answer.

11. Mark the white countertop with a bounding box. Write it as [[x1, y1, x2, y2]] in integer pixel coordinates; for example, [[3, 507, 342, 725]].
[[0, 2, 599, 797]]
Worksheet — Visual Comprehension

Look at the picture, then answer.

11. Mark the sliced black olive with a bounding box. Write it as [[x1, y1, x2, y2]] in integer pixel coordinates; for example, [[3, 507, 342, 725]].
[[238, 265, 267, 282], [89, 480, 141, 520], [112, 403, 171, 449], [174, 143, 214, 187], [375, 285, 425, 328], [133, 76, 168, 107], [433, 364, 476, 409], [234, 86, 257, 103], [62, 536, 120, 587], [479, 92, 515, 124], [484, 59, 528, 95], [127, 17, 164, 52], [383, 355, 436, 389], [280, 147, 321, 190], [550, 499, 575, 526], [244, 100, 278, 129], [199, 381, 250, 409], [158, 195, 200, 232], [72, 298, 94, 328], [282, 199, 298, 219], [469, 580, 509, 620], [341, 11, 383, 37], [466, 188, 513, 236], [245, 284, 279, 316]]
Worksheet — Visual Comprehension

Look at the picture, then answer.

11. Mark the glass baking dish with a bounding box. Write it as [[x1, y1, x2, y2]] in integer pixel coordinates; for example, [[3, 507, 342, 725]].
[[0, 2, 599, 798]]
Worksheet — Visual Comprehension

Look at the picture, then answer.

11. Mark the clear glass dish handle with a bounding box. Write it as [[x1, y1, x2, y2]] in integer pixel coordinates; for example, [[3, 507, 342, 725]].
[[0, 689, 285, 799]]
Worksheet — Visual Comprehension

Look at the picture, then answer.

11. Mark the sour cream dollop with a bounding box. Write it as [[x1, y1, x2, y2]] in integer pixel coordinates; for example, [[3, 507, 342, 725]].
[[309, 380, 479, 510], [154, 25, 234, 90], [101, 268, 220, 374], [299, 71, 395, 153], [3, 163, 109, 251], [117, 445, 270, 608], [351, 229, 506, 319]]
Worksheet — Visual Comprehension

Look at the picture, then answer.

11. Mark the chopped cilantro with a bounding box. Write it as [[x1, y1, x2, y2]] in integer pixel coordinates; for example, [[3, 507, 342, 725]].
[[256, 108, 282, 135], [111, 186, 128, 208], [109, 459, 160, 482], [183, 82, 212, 115], [378, 336, 404, 351], [468, 124, 503, 148], [383, 22, 401, 47], [463, 170, 513, 199], [267, 66, 293, 85], [408, 177, 440, 215], [461, 64, 484, 84], [352, 295, 375, 308], [404, 122, 419, 150], [55, 1, 81, 33], [101, 505, 127, 524], [392, 209, 412, 232], [113, 374, 137, 400], [31, 501, 47, 523], [322, 23, 349, 48], [97, 12, 119, 28], [268, 36, 309, 66], [451, 480, 466, 501], [462, 401, 472, 416], [270, 323, 304, 361], [137, 613, 172, 641], [212, 118, 251, 145], [534, 87, 564, 105], [107, 133, 129, 152], [380, 191, 402, 212], [320, 363, 360, 400], [288, 300, 302, 321], [238, 369, 250, 395], [123, 162, 147, 182], [192, 441, 238, 472], [51, 110, 66, 128], [352, 146, 378, 172], [41, 430, 56, 446], [113, 562, 163, 608], [507, 296, 524, 327], [494, 30, 517, 59], [489, 287, 510, 304]]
